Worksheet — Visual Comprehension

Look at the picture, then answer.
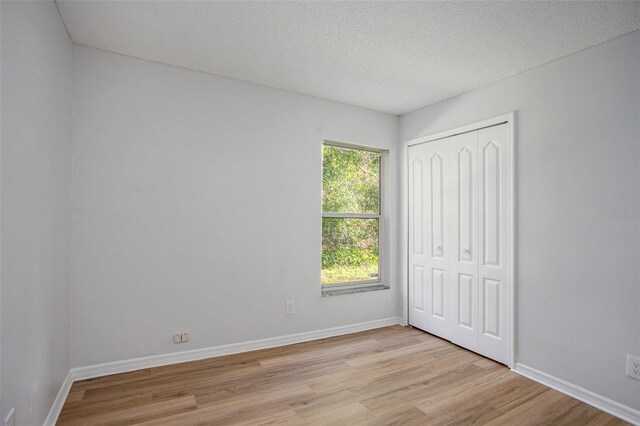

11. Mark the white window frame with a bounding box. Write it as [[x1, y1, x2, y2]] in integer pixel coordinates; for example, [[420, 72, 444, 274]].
[[321, 140, 386, 291]]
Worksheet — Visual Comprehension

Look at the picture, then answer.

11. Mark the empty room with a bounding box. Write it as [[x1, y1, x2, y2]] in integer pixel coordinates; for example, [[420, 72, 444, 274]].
[[1, 0, 639, 425]]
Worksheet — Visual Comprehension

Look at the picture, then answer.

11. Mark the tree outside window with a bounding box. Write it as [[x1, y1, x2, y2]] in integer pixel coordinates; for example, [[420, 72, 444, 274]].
[[322, 144, 382, 286]]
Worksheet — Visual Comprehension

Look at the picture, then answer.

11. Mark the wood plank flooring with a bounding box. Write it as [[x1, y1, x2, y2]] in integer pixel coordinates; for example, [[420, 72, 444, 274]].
[[58, 325, 628, 425]]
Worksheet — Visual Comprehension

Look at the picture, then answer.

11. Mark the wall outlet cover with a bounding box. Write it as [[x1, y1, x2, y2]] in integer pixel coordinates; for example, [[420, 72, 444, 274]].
[[285, 299, 296, 315], [627, 354, 640, 380]]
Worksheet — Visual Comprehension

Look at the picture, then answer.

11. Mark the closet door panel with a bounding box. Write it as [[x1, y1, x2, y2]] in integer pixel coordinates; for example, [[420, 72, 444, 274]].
[[457, 273, 474, 328], [482, 141, 501, 267], [449, 132, 479, 350], [424, 139, 452, 339], [477, 124, 510, 364], [408, 143, 429, 331], [430, 152, 445, 258], [482, 278, 502, 337]]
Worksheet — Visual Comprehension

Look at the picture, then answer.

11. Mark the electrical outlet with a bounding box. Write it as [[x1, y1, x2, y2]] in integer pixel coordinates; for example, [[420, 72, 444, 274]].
[[627, 354, 640, 380], [174, 332, 189, 343], [3, 408, 15, 426], [285, 299, 296, 315]]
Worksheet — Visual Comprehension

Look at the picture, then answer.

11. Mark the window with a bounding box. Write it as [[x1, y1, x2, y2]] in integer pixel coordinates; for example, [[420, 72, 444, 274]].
[[322, 142, 384, 291]]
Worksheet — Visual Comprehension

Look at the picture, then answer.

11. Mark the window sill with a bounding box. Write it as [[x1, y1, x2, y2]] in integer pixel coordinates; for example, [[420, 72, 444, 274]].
[[321, 284, 390, 297]]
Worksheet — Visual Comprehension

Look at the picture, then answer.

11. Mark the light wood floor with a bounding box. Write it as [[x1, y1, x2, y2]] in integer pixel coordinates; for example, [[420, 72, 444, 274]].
[[59, 325, 628, 425]]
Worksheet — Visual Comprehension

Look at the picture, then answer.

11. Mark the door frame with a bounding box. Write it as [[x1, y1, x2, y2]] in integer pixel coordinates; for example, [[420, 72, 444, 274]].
[[400, 112, 516, 368]]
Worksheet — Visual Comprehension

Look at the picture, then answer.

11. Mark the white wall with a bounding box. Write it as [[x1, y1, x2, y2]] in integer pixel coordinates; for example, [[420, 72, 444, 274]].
[[3, 4, 635, 419], [1, 1, 72, 425], [400, 31, 640, 411], [71, 46, 399, 368]]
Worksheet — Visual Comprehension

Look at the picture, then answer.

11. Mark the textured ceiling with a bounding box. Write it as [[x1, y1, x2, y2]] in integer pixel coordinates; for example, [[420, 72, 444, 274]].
[[56, 1, 640, 115]]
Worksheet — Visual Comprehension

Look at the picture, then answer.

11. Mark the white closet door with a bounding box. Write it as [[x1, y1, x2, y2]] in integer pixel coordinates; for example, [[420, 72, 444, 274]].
[[477, 124, 510, 364], [408, 122, 510, 366], [448, 131, 480, 351], [408, 143, 429, 331], [423, 138, 453, 339]]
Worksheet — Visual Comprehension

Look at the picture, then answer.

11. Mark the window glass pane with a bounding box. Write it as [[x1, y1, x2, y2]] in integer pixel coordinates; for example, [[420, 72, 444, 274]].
[[322, 218, 379, 285], [322, 146, 380, 214]]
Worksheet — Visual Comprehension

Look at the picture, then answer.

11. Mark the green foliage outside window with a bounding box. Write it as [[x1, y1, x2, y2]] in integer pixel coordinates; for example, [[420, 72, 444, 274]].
[[322, 145, 381, 285], [322, 146, 380, 214]]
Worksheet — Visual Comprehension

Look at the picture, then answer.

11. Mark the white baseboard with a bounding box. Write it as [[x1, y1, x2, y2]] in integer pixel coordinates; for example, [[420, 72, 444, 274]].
[[43, 371, 73, 426], [70, 317, 402, 381], [52, 322, 640, 426], [38, 317, 400, 425], [513, 363, 640, 425]]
